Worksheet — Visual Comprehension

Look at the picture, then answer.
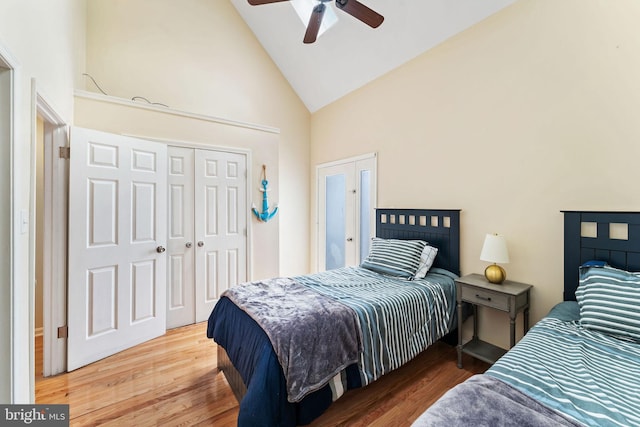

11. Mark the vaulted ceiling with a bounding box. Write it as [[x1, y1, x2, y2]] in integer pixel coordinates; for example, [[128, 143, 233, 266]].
[[230, 0, 517, 112]]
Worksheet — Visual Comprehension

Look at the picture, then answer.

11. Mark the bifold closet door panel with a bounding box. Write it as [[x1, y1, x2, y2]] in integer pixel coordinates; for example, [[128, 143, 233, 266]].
[[194, 149, 248, 323], [167, 146, 196, 329]]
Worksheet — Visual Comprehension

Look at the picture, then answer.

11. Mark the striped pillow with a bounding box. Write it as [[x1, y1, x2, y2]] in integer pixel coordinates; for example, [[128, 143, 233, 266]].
[[361, 238, 427, 278], [576, 265, 640, 342]]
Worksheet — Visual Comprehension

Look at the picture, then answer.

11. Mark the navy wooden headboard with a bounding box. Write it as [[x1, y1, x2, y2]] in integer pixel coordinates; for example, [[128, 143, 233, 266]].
[[563, 211, 640, 301], [376, 208, 461, 276]]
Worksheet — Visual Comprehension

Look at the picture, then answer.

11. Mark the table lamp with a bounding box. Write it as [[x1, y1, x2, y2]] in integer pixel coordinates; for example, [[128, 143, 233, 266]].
[[480, 233, 510, 284]]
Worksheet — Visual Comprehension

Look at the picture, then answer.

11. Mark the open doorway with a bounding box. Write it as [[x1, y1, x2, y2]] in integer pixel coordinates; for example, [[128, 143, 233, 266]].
[[35, 116, 44, 379]]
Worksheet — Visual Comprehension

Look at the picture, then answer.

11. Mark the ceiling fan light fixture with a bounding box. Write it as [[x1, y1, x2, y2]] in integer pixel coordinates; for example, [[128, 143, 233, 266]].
[[291, 0, 338, 39]]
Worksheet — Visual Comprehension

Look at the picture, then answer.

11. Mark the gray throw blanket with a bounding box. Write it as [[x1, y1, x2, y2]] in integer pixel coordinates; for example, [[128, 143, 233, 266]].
[[222, 277, 362, 403], [412, 374, 582, 427]]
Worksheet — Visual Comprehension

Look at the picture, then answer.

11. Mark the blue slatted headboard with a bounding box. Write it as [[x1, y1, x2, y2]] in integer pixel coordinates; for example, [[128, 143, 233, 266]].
[[563, 211, 640, 301], [376, 208, 461, 276]]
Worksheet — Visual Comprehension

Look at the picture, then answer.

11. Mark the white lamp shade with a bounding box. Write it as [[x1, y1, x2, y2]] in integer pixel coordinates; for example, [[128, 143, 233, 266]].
[[480, 234, 510, 264]]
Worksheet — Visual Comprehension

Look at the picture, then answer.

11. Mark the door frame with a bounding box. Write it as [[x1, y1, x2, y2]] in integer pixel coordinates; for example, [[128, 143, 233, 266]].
[[0, 39, 34, 402], [31, 80, 69, 377], [315, 152, 377, 272]]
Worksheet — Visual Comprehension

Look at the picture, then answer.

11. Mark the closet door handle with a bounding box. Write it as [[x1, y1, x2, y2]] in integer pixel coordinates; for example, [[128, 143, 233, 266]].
[[185, 242, 193, 248], [197, 241, 205, 247], [156, 245, 166, 253]]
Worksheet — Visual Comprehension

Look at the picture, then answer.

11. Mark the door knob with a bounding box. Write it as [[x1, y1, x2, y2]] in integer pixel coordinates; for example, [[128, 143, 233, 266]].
[[197, 241, 205, 247], [346, 237, 353, 242], [156, 245, 166, 253], [185, 242, 193, 248]]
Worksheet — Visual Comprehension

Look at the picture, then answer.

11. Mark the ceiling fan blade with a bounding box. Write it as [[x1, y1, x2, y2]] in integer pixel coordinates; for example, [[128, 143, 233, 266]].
[[248, 0, 290, 5], [303, 3, 326, 44], [335, 0, 384, 28]]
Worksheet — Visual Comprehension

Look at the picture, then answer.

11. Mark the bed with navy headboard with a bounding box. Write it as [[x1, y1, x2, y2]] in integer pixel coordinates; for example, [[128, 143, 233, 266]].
[[563, 210, 640, 300], [207, 208, 462, 426], [412, 211, 640, 427]]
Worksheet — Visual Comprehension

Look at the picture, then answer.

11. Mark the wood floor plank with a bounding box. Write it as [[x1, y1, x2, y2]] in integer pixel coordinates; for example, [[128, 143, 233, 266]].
[[36, 323, 488, 426]]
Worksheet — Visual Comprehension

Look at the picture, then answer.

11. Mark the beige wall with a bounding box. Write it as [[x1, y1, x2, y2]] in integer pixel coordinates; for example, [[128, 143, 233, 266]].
[[0, 0, 86, 403], [84, 0, 311, 277], [310, 0, 640, 349]]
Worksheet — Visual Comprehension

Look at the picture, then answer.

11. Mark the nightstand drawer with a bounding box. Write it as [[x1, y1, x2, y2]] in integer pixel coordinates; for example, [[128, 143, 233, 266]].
[[461, 286, 509, 311]]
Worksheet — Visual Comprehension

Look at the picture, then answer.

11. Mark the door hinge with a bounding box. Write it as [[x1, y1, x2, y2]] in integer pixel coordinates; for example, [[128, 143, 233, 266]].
[[57, 325, 68, 338], [59, 146, 70, 159]]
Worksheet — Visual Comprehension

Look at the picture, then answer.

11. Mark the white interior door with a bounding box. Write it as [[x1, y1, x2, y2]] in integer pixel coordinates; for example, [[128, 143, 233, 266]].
[[166, 147, 196, 329], [194, 149, 247, 322], [318, 154, 376, 271], [39, 108, 69, 378], [319, 163, 356, 270], [67, 127, 167, 371]]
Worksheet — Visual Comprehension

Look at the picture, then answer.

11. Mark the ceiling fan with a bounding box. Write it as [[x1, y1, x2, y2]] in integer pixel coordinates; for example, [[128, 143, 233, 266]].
[[247, 0, 384, 44]]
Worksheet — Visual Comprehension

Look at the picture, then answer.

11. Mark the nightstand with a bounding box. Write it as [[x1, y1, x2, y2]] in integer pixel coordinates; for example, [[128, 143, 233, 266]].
[[456, 273, 532, 368]]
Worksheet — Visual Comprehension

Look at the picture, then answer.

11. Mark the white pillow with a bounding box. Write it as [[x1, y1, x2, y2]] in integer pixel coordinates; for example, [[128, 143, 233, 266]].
[[414, 245, 438, 279]]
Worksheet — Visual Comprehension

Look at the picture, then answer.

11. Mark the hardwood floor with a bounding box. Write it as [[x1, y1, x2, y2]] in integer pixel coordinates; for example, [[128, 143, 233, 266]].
[[36, 324, 488, 426]]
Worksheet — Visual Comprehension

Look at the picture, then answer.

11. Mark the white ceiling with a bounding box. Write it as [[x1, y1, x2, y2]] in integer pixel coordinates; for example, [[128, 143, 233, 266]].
[[230, 0, 517, 112]]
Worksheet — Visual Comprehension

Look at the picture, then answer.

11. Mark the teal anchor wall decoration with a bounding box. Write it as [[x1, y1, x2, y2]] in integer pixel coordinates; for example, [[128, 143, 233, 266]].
[[252, 165, 278, 222]]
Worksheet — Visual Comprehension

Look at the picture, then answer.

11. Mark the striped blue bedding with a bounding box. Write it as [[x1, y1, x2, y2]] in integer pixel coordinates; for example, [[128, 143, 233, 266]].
[[487, 301, 640, 427], [208, 265, 458, 427], [295, 266, 457, 387]]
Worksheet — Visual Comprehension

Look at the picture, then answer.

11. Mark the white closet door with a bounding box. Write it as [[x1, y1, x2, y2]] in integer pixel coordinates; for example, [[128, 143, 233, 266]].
[[194, 149, 247, 322], [68, 127, 167, 371], [166, 147, 195, 329], [318, 163, 356, 269]]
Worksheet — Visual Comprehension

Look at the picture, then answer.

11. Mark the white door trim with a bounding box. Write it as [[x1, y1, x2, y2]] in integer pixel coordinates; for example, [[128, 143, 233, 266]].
[[315, 152, 377, 170], [31, 80, 68, 377]]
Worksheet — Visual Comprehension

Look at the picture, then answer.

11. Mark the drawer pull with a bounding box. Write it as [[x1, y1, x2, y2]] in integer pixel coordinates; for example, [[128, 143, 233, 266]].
[[475, 294, 491, 302]]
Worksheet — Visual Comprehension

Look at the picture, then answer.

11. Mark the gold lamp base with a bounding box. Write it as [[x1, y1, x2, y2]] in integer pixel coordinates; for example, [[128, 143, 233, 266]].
[[484, 264, 506, 284]]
